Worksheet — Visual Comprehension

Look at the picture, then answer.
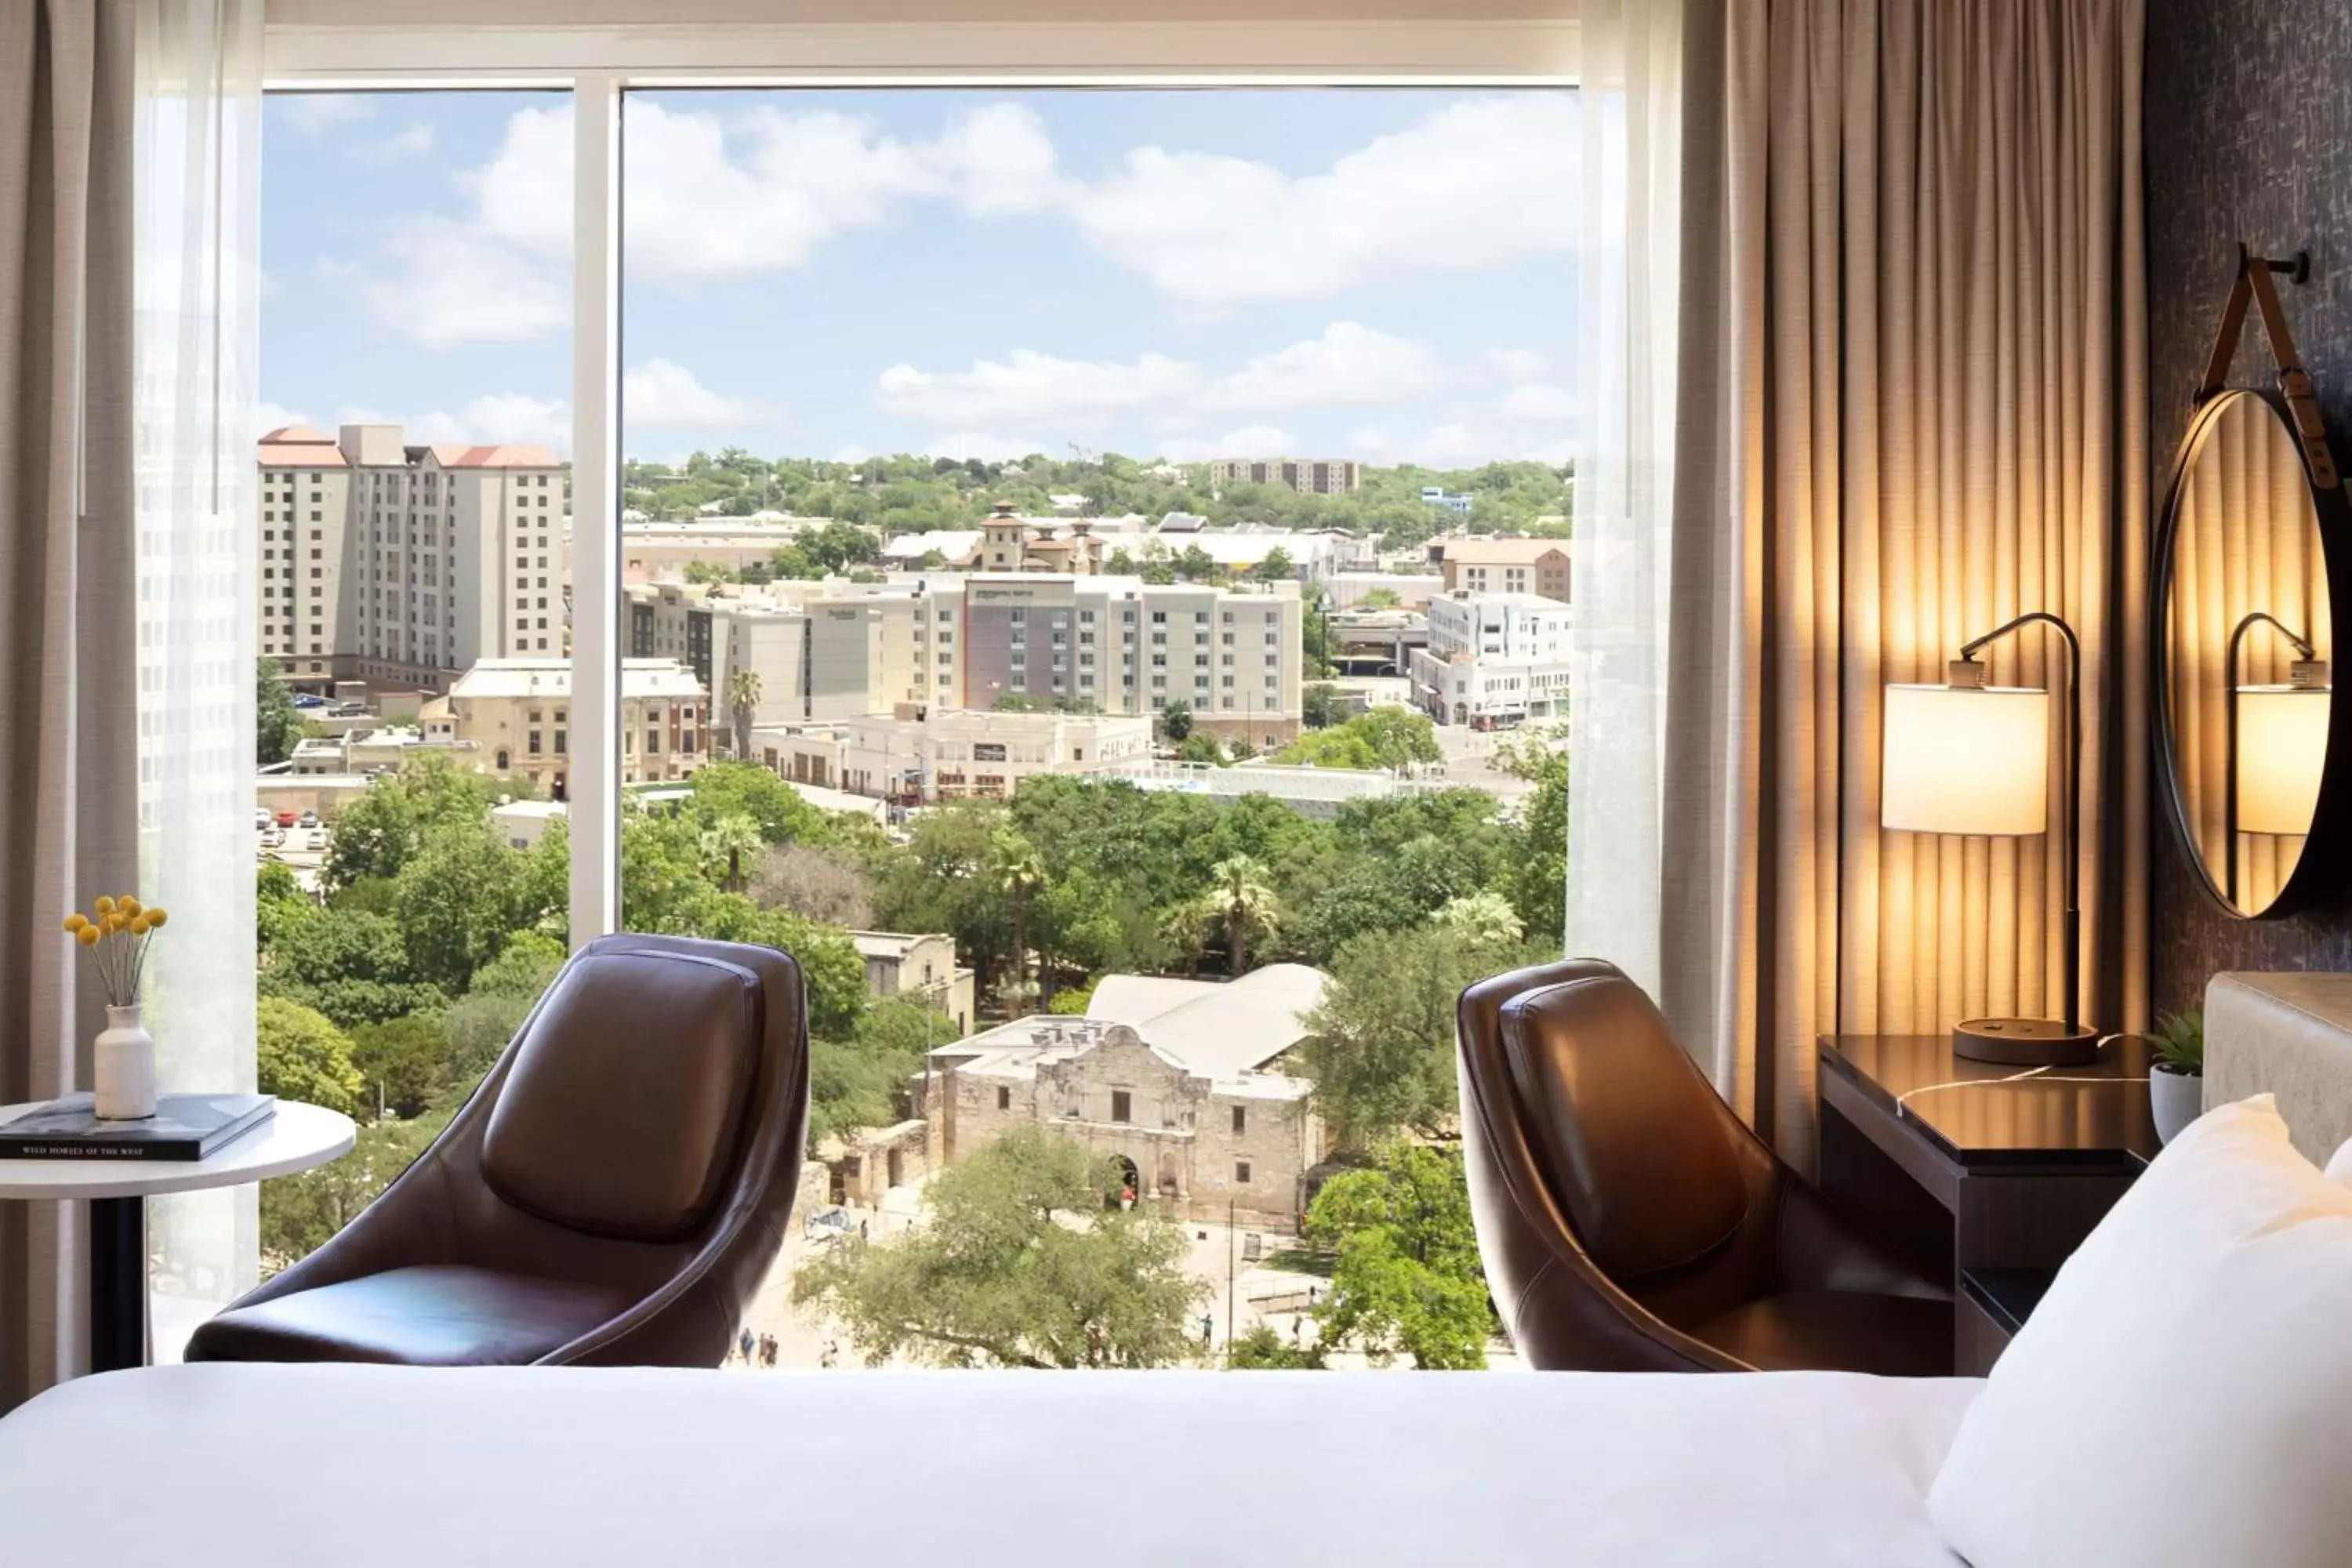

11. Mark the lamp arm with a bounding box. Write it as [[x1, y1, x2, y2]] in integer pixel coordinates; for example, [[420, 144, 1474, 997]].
[[1956, 611, 2083, 1033]]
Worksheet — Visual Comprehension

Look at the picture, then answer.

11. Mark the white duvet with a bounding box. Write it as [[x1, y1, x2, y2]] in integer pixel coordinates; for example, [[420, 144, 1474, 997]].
[[0, 1363, 1978, 1566]]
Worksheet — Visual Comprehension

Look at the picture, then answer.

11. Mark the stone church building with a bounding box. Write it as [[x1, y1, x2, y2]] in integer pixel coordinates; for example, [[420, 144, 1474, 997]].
[[913, 965, 1328, 1229]]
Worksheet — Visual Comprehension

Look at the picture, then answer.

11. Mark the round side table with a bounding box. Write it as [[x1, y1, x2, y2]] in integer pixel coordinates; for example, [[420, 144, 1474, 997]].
[[0, 1100, 355, 1374]]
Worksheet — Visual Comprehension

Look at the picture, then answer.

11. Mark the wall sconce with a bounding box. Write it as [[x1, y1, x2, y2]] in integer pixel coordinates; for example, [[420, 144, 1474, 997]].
[[2229, 612, 2330, 900], [1881, 612, 2097, 1065]]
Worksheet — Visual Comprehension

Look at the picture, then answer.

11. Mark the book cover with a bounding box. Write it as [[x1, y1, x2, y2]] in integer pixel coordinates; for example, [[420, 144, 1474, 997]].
[[0, 1093, 276, 1162]]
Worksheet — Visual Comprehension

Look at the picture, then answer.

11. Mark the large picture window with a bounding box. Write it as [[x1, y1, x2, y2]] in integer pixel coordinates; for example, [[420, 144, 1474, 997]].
[[247, 46, 1574, 1374]]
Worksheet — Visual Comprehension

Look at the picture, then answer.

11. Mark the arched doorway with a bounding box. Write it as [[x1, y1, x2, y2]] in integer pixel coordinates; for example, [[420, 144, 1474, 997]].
[[1107, 1154, 1140, 1210]]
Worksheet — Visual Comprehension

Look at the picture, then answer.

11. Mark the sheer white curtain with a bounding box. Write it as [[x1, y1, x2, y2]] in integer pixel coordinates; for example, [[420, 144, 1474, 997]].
[[1563, 0, 1686, 992], [132, 0, 265, 1356]]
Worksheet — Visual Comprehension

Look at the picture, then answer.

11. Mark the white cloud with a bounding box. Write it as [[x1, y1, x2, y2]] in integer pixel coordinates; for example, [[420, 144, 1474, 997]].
[[1503, 383, 1580, 422], [1348, 416, 1575, 469], [279, 95, 375, 136], [254, 401, 311, 441], [1069, 96, 1579, 312], [337, 393, 572, 456], [1159, 425, 1298, 462], [622, 359, 782, 428], [359, 221, 569, 350], [1486, 347, 1551, 384], [1203, 323, 1442, 412], [875, 322, 1438, 438], [350, 122, 435, 165]]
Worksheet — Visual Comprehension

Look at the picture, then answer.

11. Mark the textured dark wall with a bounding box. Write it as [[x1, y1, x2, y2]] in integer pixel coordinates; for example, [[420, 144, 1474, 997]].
[[2146, 0, 2352, 1014]]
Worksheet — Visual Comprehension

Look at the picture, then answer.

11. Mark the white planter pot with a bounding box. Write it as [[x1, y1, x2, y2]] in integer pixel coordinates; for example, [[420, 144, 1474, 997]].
[[93, 1004, 157, 1121], [2151, 1064, 2202, 1147]]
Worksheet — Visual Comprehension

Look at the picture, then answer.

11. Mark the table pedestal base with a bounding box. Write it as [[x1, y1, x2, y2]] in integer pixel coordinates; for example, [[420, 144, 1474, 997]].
[[89, 1196, 147, 1374]]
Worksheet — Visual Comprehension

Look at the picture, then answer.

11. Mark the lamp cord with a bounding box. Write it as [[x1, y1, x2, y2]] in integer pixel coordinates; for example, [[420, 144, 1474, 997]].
[[1893, 1035, 2147, 1119]]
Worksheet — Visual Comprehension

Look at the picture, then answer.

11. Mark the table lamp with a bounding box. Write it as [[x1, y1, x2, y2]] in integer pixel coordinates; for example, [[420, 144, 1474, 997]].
[[1882, 612, 2099, 1065], [2227, 612, 2329, 903]]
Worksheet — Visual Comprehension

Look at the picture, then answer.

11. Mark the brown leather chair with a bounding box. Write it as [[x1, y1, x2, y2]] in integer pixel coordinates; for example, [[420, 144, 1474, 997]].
[[1457, 960, 1951, 1374], [189, 933, 809, 1368]]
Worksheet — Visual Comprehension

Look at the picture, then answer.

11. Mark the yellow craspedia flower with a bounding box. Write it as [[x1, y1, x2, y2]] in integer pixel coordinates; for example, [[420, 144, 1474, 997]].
[[146, 908, 168, 927], [75, 926, 100, 948], [94, 896, 115, 915], [129, 913, 151, 934], [119, 896, 141, 917], [63, 913, 87, 934], [105, 914, 125, 935]]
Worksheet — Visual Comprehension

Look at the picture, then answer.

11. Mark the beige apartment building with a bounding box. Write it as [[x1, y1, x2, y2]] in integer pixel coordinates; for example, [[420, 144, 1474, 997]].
[[851, 931, 975, 1036], [1204, 456, 1362, 495], [1436, 536, 1573, 603], [258, 423, 568, 693], [442, 656, 708, 797]]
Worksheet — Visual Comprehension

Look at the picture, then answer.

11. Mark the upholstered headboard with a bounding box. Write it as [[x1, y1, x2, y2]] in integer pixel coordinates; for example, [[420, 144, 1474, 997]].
[[2205, 973, 2352, 1164]]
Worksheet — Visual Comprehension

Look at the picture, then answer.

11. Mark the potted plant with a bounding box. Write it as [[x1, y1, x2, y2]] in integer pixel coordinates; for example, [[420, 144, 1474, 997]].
[[62, 894, 169, 1120], [2148, 1010, 2203, 1146]]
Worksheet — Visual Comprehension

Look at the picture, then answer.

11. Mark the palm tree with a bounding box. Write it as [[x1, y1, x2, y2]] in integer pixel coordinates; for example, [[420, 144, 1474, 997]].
[[726, 669, 764, 760], [1203, 854, 1280, 976], [989, 825, 1047, 993], [1157, 898, 1213, 978]]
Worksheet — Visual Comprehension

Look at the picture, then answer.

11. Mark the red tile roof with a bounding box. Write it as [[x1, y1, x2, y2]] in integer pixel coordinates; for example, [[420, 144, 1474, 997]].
[[427, 443, 561, 470]]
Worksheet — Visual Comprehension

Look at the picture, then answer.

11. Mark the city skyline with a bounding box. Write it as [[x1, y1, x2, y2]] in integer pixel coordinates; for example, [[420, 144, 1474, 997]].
[[260, 88, 1582, 470]]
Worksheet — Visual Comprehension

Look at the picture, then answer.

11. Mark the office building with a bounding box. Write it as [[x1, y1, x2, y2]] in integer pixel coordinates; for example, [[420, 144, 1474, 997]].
[[1204, 456, 1363, 495], [1410, 590, 1573, 727]]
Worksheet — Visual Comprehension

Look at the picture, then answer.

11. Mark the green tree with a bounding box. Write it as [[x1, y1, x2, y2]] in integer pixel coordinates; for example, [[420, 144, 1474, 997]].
[[1227, 1322, 1327, 1369], [726, 668, 764, 759], [1177, 732, 1227, 766], [1160, 699, 1194, 741], [256, 996, 365, 1119], [989, 825, 1047, 993], [1306, 1142, 1493, 1369], [1301, 684, 1348, 729], [689, 760, 829, 844], [1298, 924, 1546, 1151], [1250, 546, 1296, 583], [790, 1127, 1207, 1367], [389, 822, 542, 991], [347, 1013, 447, 1121], [260, 904, 443, 1029], [323, 757, 499, 887], [1200, 854, 1279, 976], [256, 658, 310, 767], [1360, 586, 1404, 609]]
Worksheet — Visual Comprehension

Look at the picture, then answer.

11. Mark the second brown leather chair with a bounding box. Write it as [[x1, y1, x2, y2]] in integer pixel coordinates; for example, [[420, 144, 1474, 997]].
[[189, 932, 809, 1368], [1458, 960, 1951, 1375]]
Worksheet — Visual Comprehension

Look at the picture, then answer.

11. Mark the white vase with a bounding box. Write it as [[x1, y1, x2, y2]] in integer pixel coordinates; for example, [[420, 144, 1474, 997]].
[[2151, 1064, 2202, 1147], [93, 1004, 157, 1121]]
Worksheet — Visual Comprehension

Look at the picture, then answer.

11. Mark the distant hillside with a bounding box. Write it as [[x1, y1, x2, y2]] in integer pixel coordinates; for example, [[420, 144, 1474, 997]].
[[622, 450, 1573, 549]]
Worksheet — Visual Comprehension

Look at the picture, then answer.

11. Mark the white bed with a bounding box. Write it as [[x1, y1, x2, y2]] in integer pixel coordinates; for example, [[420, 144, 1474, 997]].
[[0, 1363, 1977, 1566]]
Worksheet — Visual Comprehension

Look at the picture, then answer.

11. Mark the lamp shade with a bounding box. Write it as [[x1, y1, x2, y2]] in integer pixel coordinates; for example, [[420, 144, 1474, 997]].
[[2237, 684, 2330, 836], [1882, 683, 2051, 836]]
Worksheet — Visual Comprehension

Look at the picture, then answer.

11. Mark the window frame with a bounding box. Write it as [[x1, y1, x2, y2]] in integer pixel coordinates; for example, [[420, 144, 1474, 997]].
[[261, 16, 1575, 950]]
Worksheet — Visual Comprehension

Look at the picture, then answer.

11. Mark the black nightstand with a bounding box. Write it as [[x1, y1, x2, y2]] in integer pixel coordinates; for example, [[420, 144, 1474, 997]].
[[1817, 1035, 2158, 1375]]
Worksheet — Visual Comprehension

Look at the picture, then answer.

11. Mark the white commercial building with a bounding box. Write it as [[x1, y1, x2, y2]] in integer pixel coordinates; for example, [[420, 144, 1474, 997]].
[[1409, 590, 1573, 727], [750, 708, 1152, 804], [258, 423, 568, 693]]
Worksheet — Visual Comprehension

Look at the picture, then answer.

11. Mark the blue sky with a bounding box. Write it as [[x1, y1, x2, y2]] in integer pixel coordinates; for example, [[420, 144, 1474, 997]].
[[261, 89, 1580, 467]]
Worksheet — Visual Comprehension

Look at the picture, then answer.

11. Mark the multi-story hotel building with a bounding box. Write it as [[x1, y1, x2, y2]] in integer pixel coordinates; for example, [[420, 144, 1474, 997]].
[[438, 656, 707, 797], [1203, 456, 1363, 495], [258, 423, 567, 693], [626, 572, 1305, 749]]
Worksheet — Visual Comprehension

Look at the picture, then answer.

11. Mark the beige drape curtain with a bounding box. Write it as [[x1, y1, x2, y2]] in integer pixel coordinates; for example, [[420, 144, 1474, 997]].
[[1664, 0, 2150, 1165], [0, 0, 139, 1410]]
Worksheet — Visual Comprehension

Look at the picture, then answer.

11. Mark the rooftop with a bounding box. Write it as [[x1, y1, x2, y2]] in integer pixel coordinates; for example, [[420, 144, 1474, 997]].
[[851, 931, 949, 960], [1439, 536, 1572, 564], [450, 657, 703, 702]]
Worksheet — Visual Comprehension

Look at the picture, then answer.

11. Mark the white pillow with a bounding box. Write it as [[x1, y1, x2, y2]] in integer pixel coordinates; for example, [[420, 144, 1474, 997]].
[[2325, 1135, 2352, 1187], [1929, 1095, 2352, 1568]]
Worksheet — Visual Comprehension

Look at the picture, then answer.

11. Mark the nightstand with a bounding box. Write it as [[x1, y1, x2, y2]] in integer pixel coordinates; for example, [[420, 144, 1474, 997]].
[[1817, 1034, 2159, 1375]]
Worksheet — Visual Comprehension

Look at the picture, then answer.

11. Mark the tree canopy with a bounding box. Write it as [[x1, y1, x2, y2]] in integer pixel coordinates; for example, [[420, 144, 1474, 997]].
[[790, 1127, 1207, 1367], [1305, 1142, 1494, 1370]]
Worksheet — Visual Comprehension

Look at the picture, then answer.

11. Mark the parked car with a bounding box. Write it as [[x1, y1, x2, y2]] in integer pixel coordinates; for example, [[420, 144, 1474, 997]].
[[255, 808, 272, 830], [260, 829, 287, 850], [297, 810, 321, 828], [274, 810, 298, 828]]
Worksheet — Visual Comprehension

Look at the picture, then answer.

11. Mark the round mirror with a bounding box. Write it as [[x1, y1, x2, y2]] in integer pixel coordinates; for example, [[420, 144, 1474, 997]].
[[2154, 389, 2347, 917]]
